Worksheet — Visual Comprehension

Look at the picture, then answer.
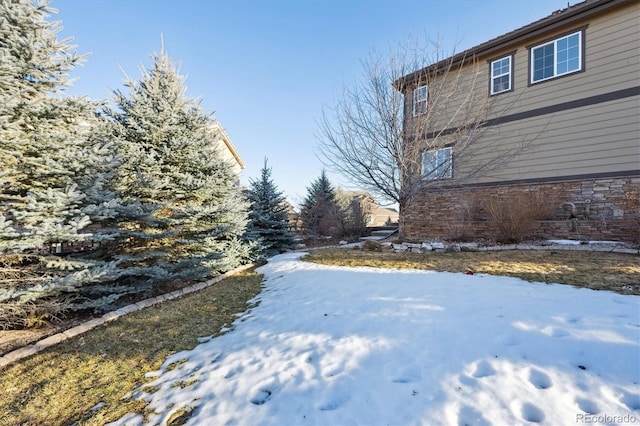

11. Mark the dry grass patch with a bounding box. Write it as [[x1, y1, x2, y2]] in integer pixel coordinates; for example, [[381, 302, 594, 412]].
[[0, 271, 263, 426], [302, 248, 640, 294]]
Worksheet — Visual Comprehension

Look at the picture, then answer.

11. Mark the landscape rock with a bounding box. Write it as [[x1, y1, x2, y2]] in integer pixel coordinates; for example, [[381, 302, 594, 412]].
[[458, 243, 478, 249], [34, 333, 67, 350]]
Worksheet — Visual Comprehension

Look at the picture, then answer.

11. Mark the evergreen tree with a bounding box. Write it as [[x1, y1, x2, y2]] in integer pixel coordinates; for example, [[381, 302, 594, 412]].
[[246, 159, 294, 257], [105, 48, 252, 283], [0, 0, 129, 327], [335, 190, 368, 237], [299, 170, 343, 240]]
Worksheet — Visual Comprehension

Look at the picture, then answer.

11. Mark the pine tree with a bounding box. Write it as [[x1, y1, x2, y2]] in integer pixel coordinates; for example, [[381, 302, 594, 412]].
[[0, 0, 128, 327], [105, 48, 252, 283], [246, 159, 294, 257], [335, 190, 368, 237], [299, 170, 343, 240]]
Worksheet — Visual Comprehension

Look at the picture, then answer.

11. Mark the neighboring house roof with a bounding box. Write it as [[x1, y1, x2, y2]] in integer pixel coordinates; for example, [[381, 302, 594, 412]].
[[209, 122, 246, 170], [368, 206, 399, 227], [339, 190, 376, 204], [396, 0, 630, 89], [280, 200, 298, 215], [371, 206, 399, 217]]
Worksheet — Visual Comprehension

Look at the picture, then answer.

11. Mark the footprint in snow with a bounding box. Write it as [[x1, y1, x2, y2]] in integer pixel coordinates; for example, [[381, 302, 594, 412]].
[[223, 365, 243, 379], [471, 360, 496, 379], [250, 389, 272, 405], [521, 402, 545, 423], [457, 405, 490, 426], [528, 368, 552, 390], [496, 334, 520, 346], [576, 397, 600, 415], [316, 380, 352, 411], [318, 396, 346, 411], [620, 389, 640, 410], [390, 364, 422, 383]]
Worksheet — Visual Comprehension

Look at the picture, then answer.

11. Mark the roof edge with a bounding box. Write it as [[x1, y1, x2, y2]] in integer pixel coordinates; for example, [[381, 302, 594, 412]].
[[210, 122, 246, 169], [396, 0, 631, 90]]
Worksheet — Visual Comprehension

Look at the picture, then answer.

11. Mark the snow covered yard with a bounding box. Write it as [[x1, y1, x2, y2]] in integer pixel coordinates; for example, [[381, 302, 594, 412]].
[[113, 252, 640, 426]]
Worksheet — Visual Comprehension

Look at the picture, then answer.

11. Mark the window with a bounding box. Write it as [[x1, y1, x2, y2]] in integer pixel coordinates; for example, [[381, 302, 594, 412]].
[[531, 31, 582, 83], [490, 56, 512, 95], [422, 147, 452, 180], [413, 85, 428, 116]]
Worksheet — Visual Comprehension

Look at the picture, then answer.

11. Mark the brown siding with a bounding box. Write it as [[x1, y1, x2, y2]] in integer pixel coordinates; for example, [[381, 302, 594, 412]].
[[462, 96, 640, 183], [401, 1, 639, 242], [403, 1, 639, 185], [481, 4, 639, 117]]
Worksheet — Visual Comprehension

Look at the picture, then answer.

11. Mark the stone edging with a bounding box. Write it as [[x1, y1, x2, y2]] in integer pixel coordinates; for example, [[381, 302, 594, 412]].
[[0, 263, 256, 369], [476, 244, 639, 254], [378, 241, 639, 255]]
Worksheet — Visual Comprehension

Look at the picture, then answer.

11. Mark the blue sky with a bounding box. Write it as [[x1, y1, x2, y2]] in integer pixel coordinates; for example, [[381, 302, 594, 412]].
[[53, 0, 571, 207]]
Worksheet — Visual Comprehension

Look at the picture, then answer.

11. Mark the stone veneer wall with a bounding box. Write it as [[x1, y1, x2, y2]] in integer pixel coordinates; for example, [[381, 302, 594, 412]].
[[401, 176, 640, 243]]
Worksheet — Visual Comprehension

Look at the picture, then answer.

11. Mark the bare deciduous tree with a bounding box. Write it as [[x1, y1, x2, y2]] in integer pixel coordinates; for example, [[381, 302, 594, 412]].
[[317, 39, 530, 237]]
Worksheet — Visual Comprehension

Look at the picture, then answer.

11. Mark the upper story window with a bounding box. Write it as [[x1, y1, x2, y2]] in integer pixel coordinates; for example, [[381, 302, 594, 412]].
[[413, 85, 428, 116], [490, 55, 512, 95], [422, 147, 452, 180], [531, 31, 582, 84]]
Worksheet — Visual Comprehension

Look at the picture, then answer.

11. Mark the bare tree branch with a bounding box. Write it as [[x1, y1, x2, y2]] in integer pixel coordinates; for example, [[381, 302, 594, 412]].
[[317, 37, 535, 234]]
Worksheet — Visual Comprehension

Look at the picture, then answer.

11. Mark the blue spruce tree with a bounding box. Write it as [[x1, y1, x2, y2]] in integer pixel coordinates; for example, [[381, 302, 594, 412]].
[[246, 159, 294, 257], [105, 48, 253, 284], [300, 170, 343, 240], [0, 0, 129, 328]]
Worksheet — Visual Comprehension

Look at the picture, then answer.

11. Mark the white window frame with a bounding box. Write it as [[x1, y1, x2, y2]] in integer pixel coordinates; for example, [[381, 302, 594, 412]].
[[412, 85, 428, 116], [421, 147, 452, 181], [490, 55, 512, 95], [530, 31, 582, 84]]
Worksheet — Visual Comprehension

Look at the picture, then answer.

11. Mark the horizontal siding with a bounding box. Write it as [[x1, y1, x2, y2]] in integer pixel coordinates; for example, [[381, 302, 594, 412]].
[[455, 96, 640, 183], [490, 143, 639, 168], [491, 4, 640, 116], [405, 1, 640, 186], [488, 97, 639, 141], [478, 103, 638, 149], [408, 2, 640, 131], [406, 63, 486, 133]]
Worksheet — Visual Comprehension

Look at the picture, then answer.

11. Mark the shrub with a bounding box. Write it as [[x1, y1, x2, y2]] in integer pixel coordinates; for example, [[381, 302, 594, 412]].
[[485, 189, 560, 243], [361, 240, 383, 252], [624, 191, 640, 243], [445, 192, 483, 241]]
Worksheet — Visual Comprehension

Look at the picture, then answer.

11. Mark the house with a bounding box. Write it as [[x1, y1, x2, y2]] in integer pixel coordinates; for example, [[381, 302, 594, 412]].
[[368, 206, 400, 227], [209, 122, 246, 177], [397, 0, 639, 242], [338, 191, 399, 227], [281, 200, 301, 231]]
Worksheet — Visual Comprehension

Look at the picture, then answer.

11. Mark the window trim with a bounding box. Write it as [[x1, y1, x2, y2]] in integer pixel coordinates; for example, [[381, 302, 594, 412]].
[[529, 29, 585, 85], [489, 54, 514, 96], [421, 146, 453, 181], [412, 84, 428, 116]]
